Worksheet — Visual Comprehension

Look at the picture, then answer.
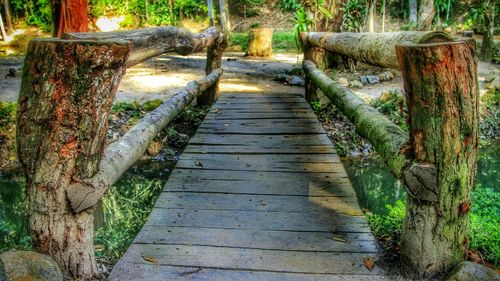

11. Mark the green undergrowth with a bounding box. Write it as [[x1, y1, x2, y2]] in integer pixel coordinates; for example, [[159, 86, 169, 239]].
[[228, 31, 298, 53], [366, 186, 499, 268]]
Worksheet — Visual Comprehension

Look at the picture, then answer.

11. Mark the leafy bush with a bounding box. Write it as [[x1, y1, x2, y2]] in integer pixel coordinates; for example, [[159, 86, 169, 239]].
[[366, 200, 405, 249], [0, 102, 17, 131], [277, 0, 301, 11], [229, 32, 249, 51], [341, 0, 369, 31], [293, 7, 313, 50]]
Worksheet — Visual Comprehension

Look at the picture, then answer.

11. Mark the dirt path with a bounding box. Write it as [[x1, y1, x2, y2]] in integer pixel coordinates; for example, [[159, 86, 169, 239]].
[[0, 53, 497, 103]]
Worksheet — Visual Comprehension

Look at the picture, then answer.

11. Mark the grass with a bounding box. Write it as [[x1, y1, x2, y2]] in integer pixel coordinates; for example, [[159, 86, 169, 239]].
[[228, 31, 298, 53]]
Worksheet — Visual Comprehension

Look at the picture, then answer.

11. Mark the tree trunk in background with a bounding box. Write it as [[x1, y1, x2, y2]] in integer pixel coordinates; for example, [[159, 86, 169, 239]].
[[52, 0, 89, 37], [409, 0, 417, 25], [381, 0, 386, 32], [2, 0, 12, 33], [17, 39, 129, 280], [480, 1, 495, 62], [207, 0, 214, 26], [0, 11, 6, 40], [396, 39, 479, 276], [367, 0, 376, 32], [417, 0, 434, 30], [246, 28, 273, 57], [169, 0, 174, 25], [219, 0, 230, 34]]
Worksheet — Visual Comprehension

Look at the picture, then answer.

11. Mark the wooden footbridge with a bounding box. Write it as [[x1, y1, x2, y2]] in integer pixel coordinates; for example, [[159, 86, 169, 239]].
[[109, 92, 382, 280], [17, 24, 479, 280]]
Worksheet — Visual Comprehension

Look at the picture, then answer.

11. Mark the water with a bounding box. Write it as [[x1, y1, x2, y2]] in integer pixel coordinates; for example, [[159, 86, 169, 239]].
[[342, 141, 500, 215]]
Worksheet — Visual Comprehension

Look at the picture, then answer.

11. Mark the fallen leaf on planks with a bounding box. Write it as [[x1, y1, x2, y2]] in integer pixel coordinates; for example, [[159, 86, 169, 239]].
[[142, 255, 158, 264], [364, 256, 375, 271]]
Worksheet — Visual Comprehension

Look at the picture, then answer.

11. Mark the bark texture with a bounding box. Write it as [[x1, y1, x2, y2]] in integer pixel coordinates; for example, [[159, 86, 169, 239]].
[[246, 28, 273, 57], [396, 39, 479, 275], [304, 31, 453, 69], [17, 39, 129, 279], [64, 27, 220, 67], [66, 69, 223, 213], [52, 0, 89, 38], [409, 0, 417, 25], [303, 60, 408, 177], [0, 11, 6, 41]]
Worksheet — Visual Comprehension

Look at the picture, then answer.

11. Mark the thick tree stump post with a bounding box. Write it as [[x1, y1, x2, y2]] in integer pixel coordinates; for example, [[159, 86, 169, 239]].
[[396, 39, 479, 275], [16, 39, 129, 280], [197, 33, 225, 105], [246, 28, 273, 57]]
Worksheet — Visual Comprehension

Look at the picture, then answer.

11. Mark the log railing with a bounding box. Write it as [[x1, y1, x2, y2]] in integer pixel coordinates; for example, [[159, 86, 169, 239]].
[[16, 26, 225, 280], [301, 32, 479, 277]]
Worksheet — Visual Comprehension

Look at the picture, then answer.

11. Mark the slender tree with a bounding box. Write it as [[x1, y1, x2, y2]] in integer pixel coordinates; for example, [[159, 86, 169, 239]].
[[52, 0, 89, 37], [409, 0, 417, 25], [207, 0, 214, 26], [2, 0, 12, 33], [169, 0, 175, 25], [479, 0, 495, 62], [418, 0, 434, 30], [367, 0, 376, 32], [0, 11, 6, 41]]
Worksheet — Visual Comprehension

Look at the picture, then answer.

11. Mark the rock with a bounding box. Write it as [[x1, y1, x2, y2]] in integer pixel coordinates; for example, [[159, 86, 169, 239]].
[[289, 75, 304, 86], [354, 91, 373, 103], [315, 89, 331, 110], [350, 80, 363, 88], [337, 77, 349, 87], [274, 74, 288, 83], [0, 251, 63, 281], [377, 71, 394, 82], [379, 91, 393, 102], [484, 71, 497, 83], [146, 141, 164, 156], [360, 75, 380, 85], [445, 261, 499, 281], [7, 68, 16, 77], [485, 75, 500, 90], [463, 31, 474, 38], [360, 76, 369, 85]]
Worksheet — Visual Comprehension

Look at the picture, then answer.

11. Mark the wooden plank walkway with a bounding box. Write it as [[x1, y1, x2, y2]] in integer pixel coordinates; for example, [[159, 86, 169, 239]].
[[109, 92, 388, 280]]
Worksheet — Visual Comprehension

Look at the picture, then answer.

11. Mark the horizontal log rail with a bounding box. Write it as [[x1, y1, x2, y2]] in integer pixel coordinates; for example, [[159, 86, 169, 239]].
[[301, 31, 453, 69], [63, 26, 221, 67], [17, 25, 226, 280], [303, 60, 408, 177], [67, 68, 223, 213], [302, 33, 479, 278]]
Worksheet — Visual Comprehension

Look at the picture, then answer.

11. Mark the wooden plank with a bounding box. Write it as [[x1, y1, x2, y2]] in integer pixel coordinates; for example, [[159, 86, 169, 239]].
[[175, 154, 344, 173], [184, 145, 336, 154], [188, 133, 333, 146], [134, 226, 377, 252], [109, 263, 392, 281], [164, 178, 356, 197], [156, 192, 363, 215], [197, 119, 325, 134], [219, 92, 304, 98], [145, 209, 370, 233], [117, 244, 383, 275], [211, 103, 312, 110], [205, 111, 317, 120]]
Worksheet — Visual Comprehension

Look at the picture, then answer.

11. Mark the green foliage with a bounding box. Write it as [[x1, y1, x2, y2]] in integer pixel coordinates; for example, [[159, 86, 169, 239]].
[[292, 7, 313, 50], [0, 102, 17, 131], [469, 186, 500, 266], [95, 176, 164, 263], [370, 91, 408, 132], [366, 200, 405, 249], [230, 0, 263, 17], [0, 174, 31, 252], [229, 32, 249, 51], [479, 89, 500, 143], [341, 0, 369, 31], [10, 0, 52, 31], [272, 31, 297, 53], [278, 0, 301, 11]]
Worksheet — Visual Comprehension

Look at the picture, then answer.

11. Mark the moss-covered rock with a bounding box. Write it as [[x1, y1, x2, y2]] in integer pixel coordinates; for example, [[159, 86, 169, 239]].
[[0, 251, 63, 281], [445, 261, 499, 281]]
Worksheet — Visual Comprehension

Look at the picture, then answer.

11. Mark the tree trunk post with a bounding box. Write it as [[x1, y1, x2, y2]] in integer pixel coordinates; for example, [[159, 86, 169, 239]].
[[197, 32, 225, 105], [16, 39, 129, 280], [396, 39, 479, 276]]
